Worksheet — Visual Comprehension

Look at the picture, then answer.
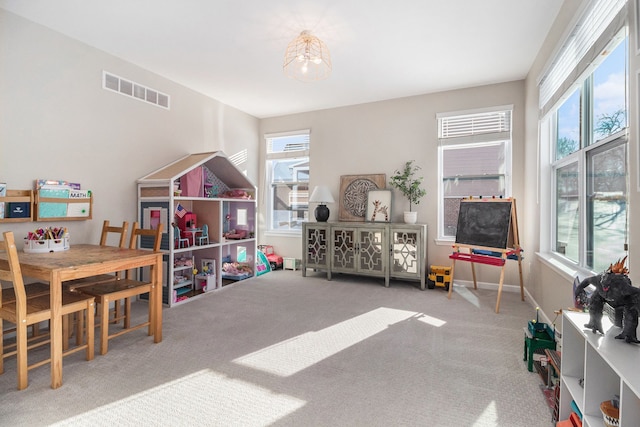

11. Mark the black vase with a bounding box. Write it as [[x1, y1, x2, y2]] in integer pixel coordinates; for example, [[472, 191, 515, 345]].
[[315, 204, 330, 222]]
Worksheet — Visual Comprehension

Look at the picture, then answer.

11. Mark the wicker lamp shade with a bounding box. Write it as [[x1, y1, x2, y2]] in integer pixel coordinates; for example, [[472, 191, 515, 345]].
[[283, 31, 331, 82]]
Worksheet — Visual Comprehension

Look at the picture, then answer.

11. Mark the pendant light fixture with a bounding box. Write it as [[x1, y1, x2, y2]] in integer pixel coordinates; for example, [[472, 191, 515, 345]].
[[283, 30, 332, 82]]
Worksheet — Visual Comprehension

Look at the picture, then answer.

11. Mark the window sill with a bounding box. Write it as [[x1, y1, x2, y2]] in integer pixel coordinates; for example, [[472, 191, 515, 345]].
[[535, 251, 595, 282], [264, 230, 301, 238], [435, 238, 455, 246]]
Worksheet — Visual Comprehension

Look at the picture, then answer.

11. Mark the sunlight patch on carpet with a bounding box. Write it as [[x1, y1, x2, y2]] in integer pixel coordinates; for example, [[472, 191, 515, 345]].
[[416, 313, 447, 327], [234, 307, 443, 376], [51, 369, 305, 426], [472, 400, 498, 426], [451, 284, 481, 307]]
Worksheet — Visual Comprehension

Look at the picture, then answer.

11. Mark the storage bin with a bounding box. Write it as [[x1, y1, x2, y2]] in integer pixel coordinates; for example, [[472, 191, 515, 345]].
[[283, 258, 300, 270], [24, 237, 70, 253]]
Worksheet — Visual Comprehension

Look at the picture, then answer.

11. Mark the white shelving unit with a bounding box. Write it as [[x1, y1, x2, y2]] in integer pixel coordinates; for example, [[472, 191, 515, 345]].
[[137, 151, 257, 307], [560, 311, 640, 426], [173, 255, 195, 300]]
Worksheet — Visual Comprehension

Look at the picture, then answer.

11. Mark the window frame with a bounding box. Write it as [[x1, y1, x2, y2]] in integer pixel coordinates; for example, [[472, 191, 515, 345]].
[[549, 130, 628, 271], [264, 130, 310, 236], [543, 29, 628, 274], [436, 106, 513, 243]]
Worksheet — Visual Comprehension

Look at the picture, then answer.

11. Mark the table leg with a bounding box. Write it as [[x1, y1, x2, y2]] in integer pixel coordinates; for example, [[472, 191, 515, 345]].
[[50, 271, 63, 389]]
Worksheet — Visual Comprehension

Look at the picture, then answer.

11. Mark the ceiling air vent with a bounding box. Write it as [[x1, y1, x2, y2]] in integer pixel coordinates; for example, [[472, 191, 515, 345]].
[[102, 71, 170, 109]]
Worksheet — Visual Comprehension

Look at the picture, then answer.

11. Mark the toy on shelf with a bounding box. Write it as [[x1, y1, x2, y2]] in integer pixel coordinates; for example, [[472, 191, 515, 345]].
[[219, 189, 252, 199], [223, 229, 247, 240], [574, 256, 640, 343], [222, 262, 252, 275], [221, 255, 252, 281], [197, 224, 209, 245], [172, 224, 189, 249], [174, 256, 193, 267], [175, 209, 198, 246], [201, 259, 215, 275]]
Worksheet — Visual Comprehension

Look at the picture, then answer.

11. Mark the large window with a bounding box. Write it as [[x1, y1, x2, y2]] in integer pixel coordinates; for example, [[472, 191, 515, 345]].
[[542, 9, 628, 273], [437, 107, 512, 240], [265, 131, 310, 233]]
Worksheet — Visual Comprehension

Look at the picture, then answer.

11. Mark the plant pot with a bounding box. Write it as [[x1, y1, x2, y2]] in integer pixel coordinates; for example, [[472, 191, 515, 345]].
[[404, 211, 417, 224]]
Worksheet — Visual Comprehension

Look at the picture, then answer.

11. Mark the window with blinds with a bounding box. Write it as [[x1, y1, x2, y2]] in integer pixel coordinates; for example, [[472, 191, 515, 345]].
[[437, 107, 512, 240], [265, 130, 310, 233], [542, 28, 628, 273], [537, 0, 629, 272]]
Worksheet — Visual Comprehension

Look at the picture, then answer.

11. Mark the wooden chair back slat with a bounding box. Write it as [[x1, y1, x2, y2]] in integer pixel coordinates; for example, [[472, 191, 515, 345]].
[[99, 220, 129, 248], [129, 222, 163, 251], [124, 222, 162, 280]]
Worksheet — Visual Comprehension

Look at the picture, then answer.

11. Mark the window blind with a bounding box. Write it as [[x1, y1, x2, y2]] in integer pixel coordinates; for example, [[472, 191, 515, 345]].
[[266, 130, 310, 155], [437, 106, 512, 145], [538, 0, 627, 115], [438, 110, 511, 139]]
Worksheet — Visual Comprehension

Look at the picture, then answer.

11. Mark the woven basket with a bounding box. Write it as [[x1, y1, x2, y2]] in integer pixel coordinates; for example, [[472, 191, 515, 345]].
[[601, 400, 620, 427]]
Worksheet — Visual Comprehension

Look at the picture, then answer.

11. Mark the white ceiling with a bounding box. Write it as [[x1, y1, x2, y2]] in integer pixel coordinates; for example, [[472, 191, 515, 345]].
[[0, 1, 563, 119]]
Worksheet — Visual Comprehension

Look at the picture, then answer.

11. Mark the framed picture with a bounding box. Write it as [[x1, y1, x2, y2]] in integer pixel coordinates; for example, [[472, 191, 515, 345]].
[[338, 174, 386, 221], [366, 190, 392, 222], [201, 258, 216, 275]]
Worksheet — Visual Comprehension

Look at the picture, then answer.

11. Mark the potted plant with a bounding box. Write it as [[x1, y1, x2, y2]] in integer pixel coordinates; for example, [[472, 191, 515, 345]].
[[389, 160, 426, 223]]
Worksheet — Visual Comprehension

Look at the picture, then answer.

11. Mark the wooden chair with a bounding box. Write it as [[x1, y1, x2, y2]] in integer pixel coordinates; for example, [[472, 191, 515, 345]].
[[0, 231, 95, 390], [64, 220, 129, 292], [197, 224, 209, 246], [63, 220, 129, 337], [75, 222, 163, 355]]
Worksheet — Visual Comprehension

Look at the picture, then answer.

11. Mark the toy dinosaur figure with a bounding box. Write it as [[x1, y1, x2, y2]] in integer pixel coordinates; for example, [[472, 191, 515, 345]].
[[574, 257, 640, 344]]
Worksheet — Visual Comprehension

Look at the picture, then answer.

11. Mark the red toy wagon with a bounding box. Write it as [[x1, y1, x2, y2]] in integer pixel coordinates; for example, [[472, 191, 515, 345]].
[[258, 245, 283, 270]]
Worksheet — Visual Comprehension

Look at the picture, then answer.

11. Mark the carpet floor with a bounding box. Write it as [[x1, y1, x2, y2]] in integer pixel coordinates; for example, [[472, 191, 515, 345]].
[[0, 270, 554, 426]]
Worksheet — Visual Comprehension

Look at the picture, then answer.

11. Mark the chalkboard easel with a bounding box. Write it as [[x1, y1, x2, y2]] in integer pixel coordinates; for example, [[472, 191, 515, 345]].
[[447, 198, 524, 313]]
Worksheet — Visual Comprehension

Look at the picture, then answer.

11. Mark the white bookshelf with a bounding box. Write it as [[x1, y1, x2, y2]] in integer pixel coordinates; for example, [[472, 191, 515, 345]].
[[560, 311, 640, 426]]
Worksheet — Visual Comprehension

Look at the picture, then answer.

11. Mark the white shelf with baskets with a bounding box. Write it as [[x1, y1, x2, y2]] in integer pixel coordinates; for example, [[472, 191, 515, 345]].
[[560, 311, 640, 426]]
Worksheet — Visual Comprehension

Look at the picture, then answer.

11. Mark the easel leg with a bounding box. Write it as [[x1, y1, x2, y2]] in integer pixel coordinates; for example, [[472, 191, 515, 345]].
[[518, 257, 525, 301], [471, 262, 478, 290], [495, 263, 507, 313]]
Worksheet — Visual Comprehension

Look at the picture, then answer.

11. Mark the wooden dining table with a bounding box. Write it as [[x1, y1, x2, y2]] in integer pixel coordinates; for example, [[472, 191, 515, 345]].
[[0, 244, 163, 389]]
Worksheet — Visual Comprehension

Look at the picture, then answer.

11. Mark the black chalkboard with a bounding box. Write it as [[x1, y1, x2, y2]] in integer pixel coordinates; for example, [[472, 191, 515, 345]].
[[455, 200, 513, 249]]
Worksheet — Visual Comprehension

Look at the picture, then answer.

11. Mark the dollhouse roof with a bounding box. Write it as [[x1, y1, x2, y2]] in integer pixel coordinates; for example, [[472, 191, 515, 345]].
[[138, 151, 255, 190]]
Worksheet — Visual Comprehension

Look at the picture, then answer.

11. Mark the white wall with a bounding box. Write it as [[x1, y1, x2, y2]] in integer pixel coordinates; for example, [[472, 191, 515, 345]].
[[259, 81, 527, 289], [0, 10, 260, 244]]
